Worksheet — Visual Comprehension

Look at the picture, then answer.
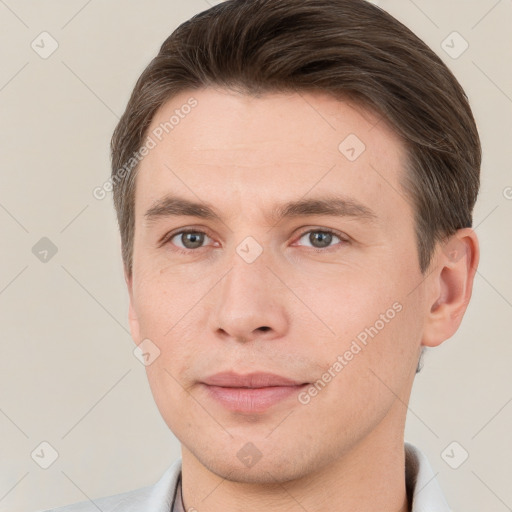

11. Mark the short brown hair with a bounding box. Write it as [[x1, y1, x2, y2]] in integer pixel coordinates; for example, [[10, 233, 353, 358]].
[[111, 0, 480, 280], [111, 0, 481, 275]]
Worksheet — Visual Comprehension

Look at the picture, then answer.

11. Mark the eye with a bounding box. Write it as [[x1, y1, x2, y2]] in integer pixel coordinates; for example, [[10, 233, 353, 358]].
[[162, 227, 348, 255], [295, 228, 348, 251], [166, 230, 213, 253]]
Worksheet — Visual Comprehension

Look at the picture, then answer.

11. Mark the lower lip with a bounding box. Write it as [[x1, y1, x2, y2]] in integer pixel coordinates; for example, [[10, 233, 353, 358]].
[[202, 384, 308, 413]]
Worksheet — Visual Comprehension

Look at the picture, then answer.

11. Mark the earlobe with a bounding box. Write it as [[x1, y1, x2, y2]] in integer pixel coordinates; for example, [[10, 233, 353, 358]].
[[422, 228, 479, 348], [124, 267, 141, 344]]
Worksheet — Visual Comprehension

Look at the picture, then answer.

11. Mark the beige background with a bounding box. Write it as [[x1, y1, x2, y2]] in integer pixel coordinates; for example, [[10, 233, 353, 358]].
[[0, 1, 511, 511]]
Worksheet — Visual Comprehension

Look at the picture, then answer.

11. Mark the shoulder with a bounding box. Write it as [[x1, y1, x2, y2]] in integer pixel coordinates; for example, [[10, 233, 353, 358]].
[[38, 459, 182, 512], [41, 485, 153, 512]]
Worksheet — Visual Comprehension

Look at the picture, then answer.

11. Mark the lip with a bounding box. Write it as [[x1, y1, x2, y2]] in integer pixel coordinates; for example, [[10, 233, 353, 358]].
[[201, 372, 309, 413], [202, 371, 305, 388]]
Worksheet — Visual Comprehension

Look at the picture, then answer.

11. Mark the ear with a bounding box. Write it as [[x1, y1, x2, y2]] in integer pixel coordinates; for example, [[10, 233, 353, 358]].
[[421, 228, 479, 347], [124, 266, 141, 344]]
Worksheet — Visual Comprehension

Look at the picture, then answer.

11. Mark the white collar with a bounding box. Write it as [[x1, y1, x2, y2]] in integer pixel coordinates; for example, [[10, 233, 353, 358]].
[[405, 442, 452, 511]]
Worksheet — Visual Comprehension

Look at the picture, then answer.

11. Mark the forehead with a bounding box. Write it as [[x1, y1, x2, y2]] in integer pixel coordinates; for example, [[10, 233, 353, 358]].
[[135, 88, 410, 227]]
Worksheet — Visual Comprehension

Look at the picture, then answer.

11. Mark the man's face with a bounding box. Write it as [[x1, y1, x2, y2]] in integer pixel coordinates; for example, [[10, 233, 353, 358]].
[[126, 88, 431, 482]]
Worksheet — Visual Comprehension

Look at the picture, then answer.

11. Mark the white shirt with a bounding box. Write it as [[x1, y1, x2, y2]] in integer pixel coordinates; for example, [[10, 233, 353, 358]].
[[42, 442, 451, 512]]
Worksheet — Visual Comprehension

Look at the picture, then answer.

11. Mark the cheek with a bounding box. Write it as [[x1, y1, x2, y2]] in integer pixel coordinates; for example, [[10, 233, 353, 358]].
[[313, 273, 399, 336], [132, 268, 193, 336], [142, 328, 199, 427], [309, 273, 423, 390], [349, 296, 423, 401], [303, 305, 421, 437]]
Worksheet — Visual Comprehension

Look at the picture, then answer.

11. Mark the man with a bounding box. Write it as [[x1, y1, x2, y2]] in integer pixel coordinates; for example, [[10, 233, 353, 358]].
[[46, 0, 480, 510]]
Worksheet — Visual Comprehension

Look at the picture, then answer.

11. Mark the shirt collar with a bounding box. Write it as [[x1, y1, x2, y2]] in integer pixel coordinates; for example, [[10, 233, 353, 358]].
[[171, 443, 451, 512], [405, 442, 452, 511]]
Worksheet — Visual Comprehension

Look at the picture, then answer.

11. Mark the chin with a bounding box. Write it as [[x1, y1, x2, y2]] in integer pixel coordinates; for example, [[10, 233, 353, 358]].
[[194, 445, 320, 485]]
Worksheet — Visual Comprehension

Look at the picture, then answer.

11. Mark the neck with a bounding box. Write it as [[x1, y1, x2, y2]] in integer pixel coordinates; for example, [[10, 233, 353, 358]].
[[180, 404, 410, 512]]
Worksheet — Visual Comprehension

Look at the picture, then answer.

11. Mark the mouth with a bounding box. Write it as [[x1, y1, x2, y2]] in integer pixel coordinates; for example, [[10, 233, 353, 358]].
[[200, 371, 310, 413]]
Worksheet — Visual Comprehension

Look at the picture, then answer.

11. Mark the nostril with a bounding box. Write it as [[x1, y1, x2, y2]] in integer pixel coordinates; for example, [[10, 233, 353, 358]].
[[258, 326, 271, 332]]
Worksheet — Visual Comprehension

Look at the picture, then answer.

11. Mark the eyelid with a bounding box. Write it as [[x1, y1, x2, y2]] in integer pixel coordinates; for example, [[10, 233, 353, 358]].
[[160, 227, 215, 250], [292, 226, 350, 251]]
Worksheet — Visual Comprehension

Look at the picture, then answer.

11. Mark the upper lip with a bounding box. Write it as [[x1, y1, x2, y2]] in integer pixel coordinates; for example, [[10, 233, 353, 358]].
[[202, 371, 306, 388]]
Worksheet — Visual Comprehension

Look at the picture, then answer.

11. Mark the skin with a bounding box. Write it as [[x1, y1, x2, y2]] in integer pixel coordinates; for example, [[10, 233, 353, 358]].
[[125, 88, 479, 512]]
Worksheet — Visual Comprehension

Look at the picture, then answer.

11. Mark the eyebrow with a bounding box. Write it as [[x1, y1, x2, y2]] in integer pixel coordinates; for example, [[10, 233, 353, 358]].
[[143, 194, 378, 226]]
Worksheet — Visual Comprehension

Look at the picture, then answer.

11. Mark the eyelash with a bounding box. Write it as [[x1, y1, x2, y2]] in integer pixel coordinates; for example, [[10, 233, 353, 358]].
[[161, 227, 349, 255]]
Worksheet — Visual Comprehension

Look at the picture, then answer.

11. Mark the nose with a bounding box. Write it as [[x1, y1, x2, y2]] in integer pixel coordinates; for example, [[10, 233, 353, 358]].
[[209, 251, 290, 344]]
